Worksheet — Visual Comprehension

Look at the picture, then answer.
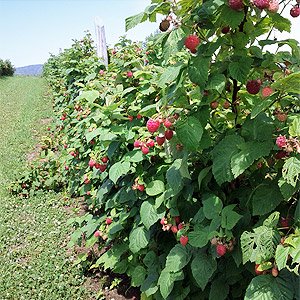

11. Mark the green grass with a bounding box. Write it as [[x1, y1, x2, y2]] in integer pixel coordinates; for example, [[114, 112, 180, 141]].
[[0, 77, 93, 300]]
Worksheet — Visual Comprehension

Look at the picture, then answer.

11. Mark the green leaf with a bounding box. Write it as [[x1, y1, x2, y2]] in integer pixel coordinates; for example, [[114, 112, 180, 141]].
[[158, 269, 184, 299], [278, 178, 299, 200], [131, 266, 147, 287], [191, 252, 217, 290], [76, 90, 99, 103], [85, 128, 117, 143], [198, 166, 212, 190], [241, 226, 281, 264], [146, 180, 165, 196], [162, 28, 186, 61], [129, 226, 150, 253], [229, 57, 253, 83], [252, 181, 283, 216], [282, 157, 300, 187], [188, 55, 210, 86], [272, 72, 300, 94], [263, 212, 280, 228], [212, 135, 244, 185], [109, 161, 131, 184], [270, 13, 291, 33], [251, 98, 274, 119], [209, 278, 229, 300], [221, 205, 242, 230], [188, 226, 209, 248], [125, 12, 147, 31], [206, 74, 226, 93], [289, 116, 300, 137], [176, 116, 203, 151], [275, 245, 290, 271], [231, 140, 273, 178], [244, 275, 295, 300], [203, 194, 223, 220], [165, 244, 191, 272], [166, 159, 183, 194], [219, 5, 244, 29], [140, 200, 164, 230], [158, 64, 183, 88]]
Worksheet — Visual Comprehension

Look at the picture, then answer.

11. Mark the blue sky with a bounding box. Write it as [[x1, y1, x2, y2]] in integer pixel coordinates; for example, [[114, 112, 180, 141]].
[[0, 0, 157, 67], [0, 0, 299, 67]]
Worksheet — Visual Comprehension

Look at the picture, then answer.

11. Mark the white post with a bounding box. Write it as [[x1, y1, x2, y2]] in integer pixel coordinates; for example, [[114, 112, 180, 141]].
[[94, 17, 108, 66]]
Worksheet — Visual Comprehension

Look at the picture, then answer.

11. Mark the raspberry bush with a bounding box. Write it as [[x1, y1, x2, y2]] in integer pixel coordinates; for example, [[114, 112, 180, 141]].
[[12, 0, 300, 298]]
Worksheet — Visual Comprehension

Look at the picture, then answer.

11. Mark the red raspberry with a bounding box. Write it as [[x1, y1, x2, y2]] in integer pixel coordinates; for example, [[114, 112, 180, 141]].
[[280, 217, 289, 227], [128, 115, 134, 122], [137, 184, 145, 192], [165, 130, 174, 140], [146, 140, 155, 148], [223, 101, 230, 109], [261, 86, 274, 98], [146, 118, 160, 133], [156, 135, 165, 146], [174, 216, 181, 224], [184, 35, 200, 51], [221, 26, 230, 34], [101, 156, 109, 163], [178, 223, 184, 230], [210, 101, 219, 109], [274, 151, 289, 159], [272, 267, 279, 277], [65, 166, 69, 170], [246, 79, 261, 94], [216, 244, 227, 256], [164, 119, 172, 128], [141, 146, 149, 155], [137, 114, 142, 119], [98, 164, 107, 172], [290, 6, 300, 17], [228, 0, 244, 10], [106, 218, 112, 225], [94, 230, 101, 237], [180, 235, 189, 246], [134, 140, 141, 148], [253, 0, 270, 9], [171, 226, 178, 233], [276, 135, 287, 148]]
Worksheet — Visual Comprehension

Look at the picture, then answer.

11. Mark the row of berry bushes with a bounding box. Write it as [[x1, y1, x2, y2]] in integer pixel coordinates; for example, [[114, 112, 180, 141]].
[[0, 59, 14, 77], [12, 0, 300, 298]]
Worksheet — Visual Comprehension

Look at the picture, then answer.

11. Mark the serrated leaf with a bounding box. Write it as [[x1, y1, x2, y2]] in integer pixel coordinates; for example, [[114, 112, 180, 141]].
[[131, 266, 147, 287], [198, 166, 212, 190], [231, 140, 273, 178], [209, 278, 229, 300], [219, 5, 244, 29], [140, 200, 164, 230], [252, 181, 283, 216], [270, 13, 291, 33], [191, 252, 217, 290], [263, 212, 280, 228], [188, 226, 209, 248], [146, 180, 165, 196], [272, 72, 300, 94], [241, 226, 281, 264], [109, 161, 131, 184], [188, 55, 210, 87], [158, 270, 184, 299], [244, 275, 294, 300], [125, 11, 147, 31], [282, 157, 300, 187], [221, 204, 242, 230], [229, 57, 253, 83], [203, 194, 223, 220], [129, 226, 150, 253], [165, 244, 191, 272], [166, 159, 183, 194], [162, 28, 186, 61], [76, 90, 99, 103], [158, 64, 183, 88], [212, 135, 244, 185], [278, 178, 299, 200], [275, 245, 290, 270], [176, 116, 203, 151], [289, 116, 300, 137], [206, 74, 226, 93]]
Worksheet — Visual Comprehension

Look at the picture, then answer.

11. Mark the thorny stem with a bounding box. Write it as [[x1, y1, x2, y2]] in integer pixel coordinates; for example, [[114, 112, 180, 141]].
[[231, 79, 240, 125]]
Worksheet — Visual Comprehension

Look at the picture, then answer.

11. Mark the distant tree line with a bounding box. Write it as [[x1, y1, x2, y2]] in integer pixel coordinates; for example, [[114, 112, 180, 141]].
[[0, 59, 15, 77]]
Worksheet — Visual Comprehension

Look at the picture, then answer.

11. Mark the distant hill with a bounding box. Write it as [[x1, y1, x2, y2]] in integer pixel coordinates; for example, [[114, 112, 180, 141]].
[[15, 64, 43, 76]]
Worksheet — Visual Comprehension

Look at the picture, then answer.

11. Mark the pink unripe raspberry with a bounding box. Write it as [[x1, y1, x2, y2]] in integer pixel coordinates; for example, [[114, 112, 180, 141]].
[[262, 86, 274, 98], [216, 244, 227, 256], [180, 235, 189, 246], [184, 35, 200, 51], [146, 118, 160, 133], [156, 135, 165, 146], [134, 140, 141, 148], [267, 0, 279, 12], [141, 146, 149, 155], [228, 0, 244, 10], [137, 114, 142, 119], [276, 135, 287, 148], [94, 230, 101, 237], [137, 184, 145, 192], [160, 218, 167, 225], [99, 69, 105, 76], [86, 191, 91, 196], [106, 218, 113, 225], [146, 139, 155, 148], [253, 0, 270, 9], [65, 166, 69, 170], [290, 6, 300, 17], [246, 79, 262, 94], [165, 130, 174, 140], [178, 223, 184, 230], [171, 225, 178, 233], [89, 159, 96, 168], [127, 71, 133, 78], [164, 119, 172, 128]]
